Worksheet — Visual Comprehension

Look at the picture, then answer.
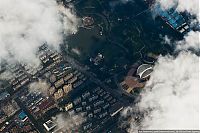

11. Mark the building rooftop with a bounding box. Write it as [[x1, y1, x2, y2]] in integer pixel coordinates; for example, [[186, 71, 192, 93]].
[[121, 76, 145, 93], [18, 111, 28, 121], [153, 3, 189, 33], [43, 120, 57, 131], [136, 64, 153, 79]]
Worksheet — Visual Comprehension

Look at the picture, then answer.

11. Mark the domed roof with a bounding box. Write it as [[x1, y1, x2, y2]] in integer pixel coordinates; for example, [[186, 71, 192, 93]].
[[136, 64, 153, 79]]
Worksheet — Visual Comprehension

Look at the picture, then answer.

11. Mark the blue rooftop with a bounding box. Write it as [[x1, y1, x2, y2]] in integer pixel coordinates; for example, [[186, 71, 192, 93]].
[[153, 4, 186, 29], [18, 111, 27, 120]]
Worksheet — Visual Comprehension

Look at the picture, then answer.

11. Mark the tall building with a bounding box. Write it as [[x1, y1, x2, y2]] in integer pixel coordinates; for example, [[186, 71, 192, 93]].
[[49, 86, 56, 95], [63, 84, 73, 94], [54, 78, 64, 88], [54, 89, 64, 100]]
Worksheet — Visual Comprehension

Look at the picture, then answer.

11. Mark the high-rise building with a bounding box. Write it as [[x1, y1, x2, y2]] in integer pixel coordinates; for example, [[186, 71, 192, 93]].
[[63, 84, 73, 94]]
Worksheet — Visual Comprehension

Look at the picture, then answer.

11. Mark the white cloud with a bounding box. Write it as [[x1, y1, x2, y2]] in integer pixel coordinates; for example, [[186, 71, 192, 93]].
[[156, 0, 177, 10], [55, 112, 85, 132], [161, 31, 200, 51], [0, 70, 13, 80], [58, 4, 80, 35], [29, 79, 50, 96], [176, 31, 200, 50], [176, 0, 199, 18], [122, 52, 199, 132], [0, 0, 79, 66], [117, 0, 199, 132], [156, 0, 199, 19]]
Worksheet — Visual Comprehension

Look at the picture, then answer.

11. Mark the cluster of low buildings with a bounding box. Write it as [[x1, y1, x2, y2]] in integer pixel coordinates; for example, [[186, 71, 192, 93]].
[[8, 64, 31, 92], [18, 89, 57, 120], [2, 60, 44, 93], [0, 44, 126, 133], [0, 99, 19, 125], [38, 45, 63, 67], [41, 85, 124, 132], [0, 110, 39, 133], [10, 44, 90, 131], [62, 86, 123, 132]]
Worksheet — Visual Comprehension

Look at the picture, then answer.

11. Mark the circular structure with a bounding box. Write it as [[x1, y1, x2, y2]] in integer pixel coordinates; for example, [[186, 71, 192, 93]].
[[82, 16, 94, 27], [136, 64, 153, 79]]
